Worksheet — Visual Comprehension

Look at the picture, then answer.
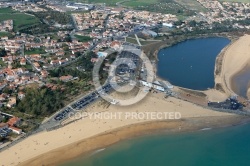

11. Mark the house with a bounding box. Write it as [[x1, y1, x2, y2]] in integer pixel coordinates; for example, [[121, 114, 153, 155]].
[[163, 23, 173, 28], [91, 58, 98, 63], [1, 57, 9, 62], [7, 97, 16, 108], [70, 55, 76, 59], [1, 36, 8, 40], [0, 93, 8, 101], [29, 54, 41, 59], [110, 41, 121, 50], [18, 92, 25, 100], [0, 71, 4, 78], [56, 51, 65, 56], [20, 58, 26, 65], [33, 62, 41, 71], [59, 75, 73, 82], [111, 7, 124, 14], [141, 30, 158, 38], [7, 117, 21, 127], [59, 59, 68, 65], [40, 70, 48, 78], [139, 80, 153, 88], [50, 60, 60, 65], [0, 83, 7, 91], [9, 126, 22, 134], [33, 76, 39, 82], [6, 72, 16, 82], [153, 84, 165, 92]]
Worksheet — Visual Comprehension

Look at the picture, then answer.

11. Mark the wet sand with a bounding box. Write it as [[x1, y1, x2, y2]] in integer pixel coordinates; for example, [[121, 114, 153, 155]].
[[19, 116, 248, 166], [1, 35, 250, 166], [0, 92, 239, 166]]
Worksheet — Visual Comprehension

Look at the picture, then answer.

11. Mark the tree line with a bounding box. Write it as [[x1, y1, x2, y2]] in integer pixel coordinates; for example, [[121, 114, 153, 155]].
[[15, 87, 64, 117]]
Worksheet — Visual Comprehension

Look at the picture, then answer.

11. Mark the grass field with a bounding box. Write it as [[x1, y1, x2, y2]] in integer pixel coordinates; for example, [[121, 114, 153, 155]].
[[122, 0, 158, 7], [218, 0, 250, 2], [0, 32, 12, 37], [140, 40, 159, 45], [0, 60, 7, 68], [126, 37, 139, 45], [126, 37, 159, 46], [0, 7, 40, 32], [0, 7, 19, 14], [70, 0, 124, 6], [25, 48, 46, 55], [122, 0, 205, 17], [175, 0, 207, 12], [75, 35, 92, 42], [87, 0, 121, 6]]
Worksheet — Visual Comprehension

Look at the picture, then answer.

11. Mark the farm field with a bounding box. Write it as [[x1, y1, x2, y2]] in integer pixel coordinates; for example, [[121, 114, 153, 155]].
[[123, 0, 204, 17], [87, 0, 121, 6], [122, 0, 158, 7], [218, 0, 250, 2], [175, 0, 207, 12], [0, 7, 40, 32]]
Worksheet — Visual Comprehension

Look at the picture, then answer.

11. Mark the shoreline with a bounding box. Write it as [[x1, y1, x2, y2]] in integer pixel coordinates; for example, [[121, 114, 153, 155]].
[[218, 35, 250, 98], [0, 34, 249, 166], [0, 91, 240, 166], [146, 33, 237, 62], [230, 63, 250, 99], [154, 35, 232, 102], [19, 115, 250, 166], [154, 34, 250, 103]]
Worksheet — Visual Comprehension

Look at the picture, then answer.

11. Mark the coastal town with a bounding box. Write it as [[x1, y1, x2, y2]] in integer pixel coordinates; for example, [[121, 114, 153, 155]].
[[0, 0, 250, 165]]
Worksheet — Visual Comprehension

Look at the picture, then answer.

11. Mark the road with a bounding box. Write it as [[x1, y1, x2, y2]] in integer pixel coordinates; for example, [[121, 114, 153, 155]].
[[39, 84, 112, 130], [116, 0, 130, 7], [39, 44, 143, 130], [38, 11, 144, 129], [134, 34, 142, 46]]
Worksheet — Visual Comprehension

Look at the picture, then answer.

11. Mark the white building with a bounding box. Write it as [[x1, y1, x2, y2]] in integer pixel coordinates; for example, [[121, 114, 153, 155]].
[[139, 80, 165, 92], [9, 126, 22, 135], [163, 23, 174, 28]]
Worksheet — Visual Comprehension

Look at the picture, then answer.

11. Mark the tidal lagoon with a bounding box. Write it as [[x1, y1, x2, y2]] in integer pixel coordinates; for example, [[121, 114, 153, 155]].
[[157, 37, 230, 90], [60, 38, 250, 166]]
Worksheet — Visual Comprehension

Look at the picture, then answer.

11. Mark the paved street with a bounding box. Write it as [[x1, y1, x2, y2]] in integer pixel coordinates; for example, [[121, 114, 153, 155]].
[[39, 44, 143, 130]]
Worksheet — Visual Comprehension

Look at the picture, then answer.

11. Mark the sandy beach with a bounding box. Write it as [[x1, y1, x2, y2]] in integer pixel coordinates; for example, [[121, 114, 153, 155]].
[[0, 92, 243, 166], [216, 35, 250, 96], [1, 35, 250, 166]]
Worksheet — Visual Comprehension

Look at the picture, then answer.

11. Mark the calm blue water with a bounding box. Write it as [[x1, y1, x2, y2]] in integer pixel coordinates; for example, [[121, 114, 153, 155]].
[[61, 123, 250, 166], [157, 38, 230, 90]]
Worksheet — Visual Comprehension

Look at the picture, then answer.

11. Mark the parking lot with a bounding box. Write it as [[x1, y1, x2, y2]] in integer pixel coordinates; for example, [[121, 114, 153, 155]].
[[52, 49, 142, 123], [51, 84, 112, 123], [53, 107, 74, 121], [116, 52, 139, 75], [40, 44, 142, 130], [0, 128, 12, 138]]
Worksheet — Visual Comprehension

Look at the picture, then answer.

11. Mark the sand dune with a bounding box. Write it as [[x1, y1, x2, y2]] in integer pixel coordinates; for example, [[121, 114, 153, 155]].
[[217, 35, 250, 95]]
